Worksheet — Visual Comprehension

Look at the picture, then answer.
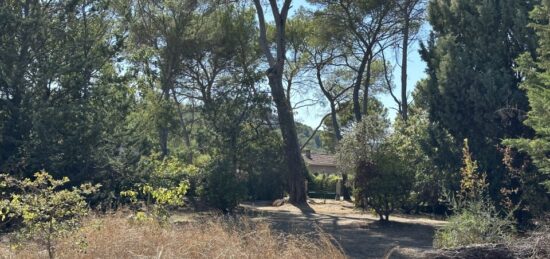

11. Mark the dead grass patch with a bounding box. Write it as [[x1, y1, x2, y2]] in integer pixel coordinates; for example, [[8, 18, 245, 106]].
[[0, 214, 345, 259]]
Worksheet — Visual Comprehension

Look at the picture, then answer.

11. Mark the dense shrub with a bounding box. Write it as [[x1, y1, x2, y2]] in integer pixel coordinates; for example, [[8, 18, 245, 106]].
[[201, 157, 247, 213], [434, 199, 515, 248], [434, 140, 515, 248], [120, 181, 188, 221], [0, 172, 99, 258], [339, 115, 413, 221], [240, 133, 286, 201]]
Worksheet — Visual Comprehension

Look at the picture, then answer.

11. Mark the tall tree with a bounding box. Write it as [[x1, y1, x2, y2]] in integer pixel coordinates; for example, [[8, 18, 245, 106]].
[[123, 0, 197, 157], [0, 0, 124, 182], [309, 0, 400, 122], [420, 0, 539, 196], [395, 0, 425, 121], [253, 0, 308, 204], [504, 0, 550, 191]]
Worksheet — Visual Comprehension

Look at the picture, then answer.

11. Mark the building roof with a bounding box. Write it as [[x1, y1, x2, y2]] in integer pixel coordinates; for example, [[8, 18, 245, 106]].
[[303, 153, 337, 167]]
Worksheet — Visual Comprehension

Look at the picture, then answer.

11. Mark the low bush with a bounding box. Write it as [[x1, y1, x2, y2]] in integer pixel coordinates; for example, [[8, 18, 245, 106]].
[[434, 140, 516, 249], [0, 214, 346, 259], [434, 198, 515, 248], [0, 171, 99, 258]]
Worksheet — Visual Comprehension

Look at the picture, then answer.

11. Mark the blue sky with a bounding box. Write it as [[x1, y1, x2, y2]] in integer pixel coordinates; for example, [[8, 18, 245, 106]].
[[286, 0, 429, 128]]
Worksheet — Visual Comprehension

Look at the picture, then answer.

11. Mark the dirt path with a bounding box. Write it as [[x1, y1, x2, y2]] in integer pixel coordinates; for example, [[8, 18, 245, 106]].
[[240, 199, 446, 259]]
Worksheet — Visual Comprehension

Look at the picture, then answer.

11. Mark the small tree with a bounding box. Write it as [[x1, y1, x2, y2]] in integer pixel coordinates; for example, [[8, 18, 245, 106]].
[[339, 115, 413, 221], [0, 171, 99, 259], [434, 140, 515, 248], [122, 153, 192, 221], [459, 139, 488, 202]]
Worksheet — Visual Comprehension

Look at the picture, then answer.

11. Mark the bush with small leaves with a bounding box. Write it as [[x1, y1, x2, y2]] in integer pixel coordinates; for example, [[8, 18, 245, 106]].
[[434, 198, 515, 248], [201, 157, 247, 214], [434, 140, 515, 248], [121, 181, 188, 222], [0, 171, 99, 259]]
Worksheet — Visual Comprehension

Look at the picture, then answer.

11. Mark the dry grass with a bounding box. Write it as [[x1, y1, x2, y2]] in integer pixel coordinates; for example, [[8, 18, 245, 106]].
[[0, 214, 345, 259]]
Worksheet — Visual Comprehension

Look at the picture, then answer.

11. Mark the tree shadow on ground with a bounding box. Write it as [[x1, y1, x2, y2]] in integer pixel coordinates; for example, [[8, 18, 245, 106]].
[[242, 203, 439, 259]]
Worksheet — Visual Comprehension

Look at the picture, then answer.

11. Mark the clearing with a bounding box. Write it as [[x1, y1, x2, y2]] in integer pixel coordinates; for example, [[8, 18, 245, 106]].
[[239, 199, 446, 259]]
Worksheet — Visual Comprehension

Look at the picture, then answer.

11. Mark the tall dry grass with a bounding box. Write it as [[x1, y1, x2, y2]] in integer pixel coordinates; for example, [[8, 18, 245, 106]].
[[0, 214, 345, 259]]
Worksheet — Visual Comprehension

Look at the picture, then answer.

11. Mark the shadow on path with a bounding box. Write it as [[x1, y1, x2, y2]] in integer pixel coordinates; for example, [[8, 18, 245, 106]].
[[241, 201, 442, 259]]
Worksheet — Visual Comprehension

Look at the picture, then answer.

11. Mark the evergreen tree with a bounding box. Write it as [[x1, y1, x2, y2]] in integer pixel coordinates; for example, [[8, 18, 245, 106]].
[[504, 0, 550, 191], [419, 0, 539, 196]]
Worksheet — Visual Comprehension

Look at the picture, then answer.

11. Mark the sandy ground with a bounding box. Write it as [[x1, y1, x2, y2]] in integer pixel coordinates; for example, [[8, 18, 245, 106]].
[[239, 199, 446, 259]]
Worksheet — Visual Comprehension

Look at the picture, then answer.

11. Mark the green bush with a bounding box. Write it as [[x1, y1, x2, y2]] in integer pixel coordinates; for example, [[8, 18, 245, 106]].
[[434, 198, 515, 248], [338, 115, 413, 221], [202, 158, 247, 214], [0, 171, 99, 258], [308, 173, 339, 194], [435, 141, 515, 248], [120, 181, 188, 222]]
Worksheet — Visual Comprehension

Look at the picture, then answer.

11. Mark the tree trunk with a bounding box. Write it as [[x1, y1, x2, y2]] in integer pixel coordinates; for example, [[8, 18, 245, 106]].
[[254, 0, 308, 204], [159, 89, 170, 158], [401, 12, 410, 121], [267, 73, 308, 204], [353, 54, 370, 122], [362, 57, 373, 116], [329, 102, 342, 141]]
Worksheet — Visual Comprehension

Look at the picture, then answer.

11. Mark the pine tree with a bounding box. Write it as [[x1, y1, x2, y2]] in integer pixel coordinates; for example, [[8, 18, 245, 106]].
[[504, 0, 550, 191]]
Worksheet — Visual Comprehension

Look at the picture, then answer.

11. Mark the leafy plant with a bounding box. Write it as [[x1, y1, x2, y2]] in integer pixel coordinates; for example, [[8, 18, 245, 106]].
[[201, 157, 247, 214], [121, 181, 188, 222], [434, 198, 515, 248], [339, 115, 413, 221], [308, 173, 340, 194], [0, 171, 99, 259], [435, 141, 515, 248]]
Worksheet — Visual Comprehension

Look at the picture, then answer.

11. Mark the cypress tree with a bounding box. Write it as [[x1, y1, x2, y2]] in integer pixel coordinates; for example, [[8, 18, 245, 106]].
[[420, 0, 539, 195]]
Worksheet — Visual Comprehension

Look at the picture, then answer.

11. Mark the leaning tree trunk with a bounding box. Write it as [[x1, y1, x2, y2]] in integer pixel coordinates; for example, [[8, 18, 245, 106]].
[[254, 0, 308, 204]]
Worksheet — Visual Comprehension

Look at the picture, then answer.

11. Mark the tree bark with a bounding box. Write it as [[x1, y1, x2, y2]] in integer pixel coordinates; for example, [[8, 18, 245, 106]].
[[254, 0, 308, 204], [329, 102, 342, 141], [159, 89, 170, 158], [401, 9, 410, 121], [362, 57, 373, 116], [353, 54, 370, 122]]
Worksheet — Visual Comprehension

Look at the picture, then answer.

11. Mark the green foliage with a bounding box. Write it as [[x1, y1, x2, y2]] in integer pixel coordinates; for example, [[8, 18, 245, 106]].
[[308, 173, 340, 194], [137, 152, 208, 190], [339, 114, 413, 221], [0, 171, 99, 258], [201, 157, 247, 214], [435, 144, 514, 248], [504, 1, 550, 192], [121, 181, 188, 222], [120, 152, 204, 220], [296, 122, 326, 153], [240, 129, 286, 201], [0, 0, 127, 181], [420, 0, 538, 199], [390, 110, 460, 213], [434, 198, 515, 249]]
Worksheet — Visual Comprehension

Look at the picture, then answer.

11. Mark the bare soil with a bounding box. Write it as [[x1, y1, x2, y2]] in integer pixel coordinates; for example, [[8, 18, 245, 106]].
[[239, 199, 447, 259]]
